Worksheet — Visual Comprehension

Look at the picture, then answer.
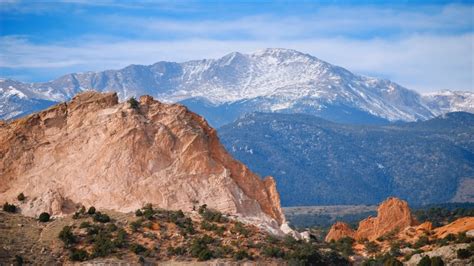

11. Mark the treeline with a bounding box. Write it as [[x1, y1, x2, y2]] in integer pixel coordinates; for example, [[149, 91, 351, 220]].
[[413, 202, 474, 227]]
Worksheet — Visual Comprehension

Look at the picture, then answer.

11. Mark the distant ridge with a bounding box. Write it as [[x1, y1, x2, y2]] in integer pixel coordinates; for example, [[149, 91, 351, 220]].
[[2, 48, 471, 125]]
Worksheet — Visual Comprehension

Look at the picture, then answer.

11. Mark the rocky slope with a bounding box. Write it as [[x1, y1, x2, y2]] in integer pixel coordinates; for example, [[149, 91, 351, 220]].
[[423, 90, 474, 116], [0, 91, 285, 232], [3, 48, 468, 126], [219, 112, 474, 206], [0, 206, 348, 265]]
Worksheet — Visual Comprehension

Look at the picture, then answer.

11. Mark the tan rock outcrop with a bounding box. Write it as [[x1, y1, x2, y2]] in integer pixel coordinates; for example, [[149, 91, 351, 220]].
[[433, 217, 474, 239], [355, 197, 417, 241], [325, 222, 356, 242], [0, 91, 285, 230]]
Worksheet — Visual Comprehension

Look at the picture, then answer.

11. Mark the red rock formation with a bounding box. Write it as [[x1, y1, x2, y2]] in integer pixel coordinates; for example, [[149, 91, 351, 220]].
[[325, 222, 356, 242], [0, 91, 285, 229], [434, 217, 474, 239], [325, 197, 417, 242], [356, 197, 417, 241]]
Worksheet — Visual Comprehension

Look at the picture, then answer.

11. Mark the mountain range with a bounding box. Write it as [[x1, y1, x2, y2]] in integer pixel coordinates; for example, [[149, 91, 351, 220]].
[[1, 48, 472, 125], [218, 111, 474, 206]]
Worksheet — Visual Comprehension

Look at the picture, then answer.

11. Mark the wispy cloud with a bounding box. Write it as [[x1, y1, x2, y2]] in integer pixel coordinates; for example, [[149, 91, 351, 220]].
[[0, 2, 472, 92]]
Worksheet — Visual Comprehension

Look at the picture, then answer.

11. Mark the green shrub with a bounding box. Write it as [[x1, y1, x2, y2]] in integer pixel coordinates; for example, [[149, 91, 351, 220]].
[[58, 226, 76, 246], [213, 245, 234, 258], [457, 248, 471, 259], [17, 193, 25, 201], [200, 220, 224, 236], [443, 234, 456, 242], [106, 223, 117, 232], [178, 218, 195, 235], [114, 228, 127, 248], [143, 208, 154, 220], [383, 256, 403, 266], [331, 237, 355, 257], [167, 246, 186, 256], [86, 225, 99, 236], [93, 212, 110, 223], [72, 212, 80, 219], [284, 242, 322, 264], [38, 212, 50, 222], [266, 235, 280, 245], [80, 221, 91, 228], [389, 241, 402, 257], [88, 206, 96, 215], [456, 232, 469, 243], [135, 209, 143, 217], [233, 249, 251, 260], [430, 256, 444, 266], [130, 243, 147, 254], [417, 256, 431, 266], [190, 235, 214, 258], [198, 204, 228, 223], [69, 248, 88, 261], [414, 235, 430, 248], [14, 255, 23, 265], [3, 202, 16, 213], [232, 222, 250, 237], [262, 245, 285, 258], [198, 249, 213, 261], [365, 241, 380, 254], [130, 219, 143, 232], [128, 97, 140, 109], [91, 230, 115, 257]]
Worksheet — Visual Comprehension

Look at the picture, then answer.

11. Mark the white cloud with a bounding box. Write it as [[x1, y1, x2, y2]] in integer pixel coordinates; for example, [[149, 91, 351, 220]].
[[0, 3, 472, 92], [99, 4, 473, 39]]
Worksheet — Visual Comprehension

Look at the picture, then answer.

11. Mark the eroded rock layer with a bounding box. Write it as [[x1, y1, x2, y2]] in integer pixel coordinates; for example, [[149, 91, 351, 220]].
[[0, 91, 285, 230]]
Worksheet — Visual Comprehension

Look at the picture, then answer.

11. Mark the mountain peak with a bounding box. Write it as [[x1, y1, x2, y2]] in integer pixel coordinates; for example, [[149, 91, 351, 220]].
[[2, 48, 471, 124], [252, 48, 308, 57]]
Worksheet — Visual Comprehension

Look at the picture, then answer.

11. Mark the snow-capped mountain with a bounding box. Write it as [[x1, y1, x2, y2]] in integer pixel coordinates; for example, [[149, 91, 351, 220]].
[[422, 90, 474, 116], [0, 48, 471, 125], [0, 79, 58, 120]]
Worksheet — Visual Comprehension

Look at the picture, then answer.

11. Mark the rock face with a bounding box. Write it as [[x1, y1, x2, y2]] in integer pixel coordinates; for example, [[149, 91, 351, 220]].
[[356, 197, 417, 241], [406, 243, 471, 266], [434, 217, 474, 239], [0, 91, 285, 230], [325, 222, 355, 242], [325, 197, 417, 242]]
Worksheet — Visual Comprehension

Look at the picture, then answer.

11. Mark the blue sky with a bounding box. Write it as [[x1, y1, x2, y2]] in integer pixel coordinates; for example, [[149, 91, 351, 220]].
[[0, 0, 473, 92]]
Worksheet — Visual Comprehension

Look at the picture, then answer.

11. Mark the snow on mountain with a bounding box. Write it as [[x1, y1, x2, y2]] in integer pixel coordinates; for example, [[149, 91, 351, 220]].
[[0, 48, 471, 124], [422, 90, 474, 115], [0, 79, 59, 120]]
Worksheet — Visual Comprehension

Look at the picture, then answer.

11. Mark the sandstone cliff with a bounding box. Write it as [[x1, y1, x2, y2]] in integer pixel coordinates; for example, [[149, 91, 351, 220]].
[[0, 92, 285, 231]]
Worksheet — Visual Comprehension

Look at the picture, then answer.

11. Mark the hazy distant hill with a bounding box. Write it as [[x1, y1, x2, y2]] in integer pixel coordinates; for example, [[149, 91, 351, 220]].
[[219, 112, 474, 206]]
